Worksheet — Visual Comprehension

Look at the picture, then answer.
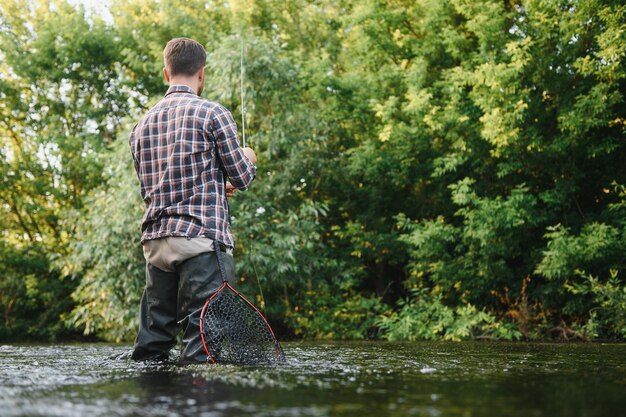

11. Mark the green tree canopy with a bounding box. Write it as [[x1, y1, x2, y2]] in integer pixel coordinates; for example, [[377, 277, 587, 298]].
[[1, 0, 624, 342]]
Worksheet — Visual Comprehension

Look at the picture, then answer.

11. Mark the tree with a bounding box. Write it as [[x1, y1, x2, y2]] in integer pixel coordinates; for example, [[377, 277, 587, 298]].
[[2, 0, 625, 341], [0, 0, 129, 339]]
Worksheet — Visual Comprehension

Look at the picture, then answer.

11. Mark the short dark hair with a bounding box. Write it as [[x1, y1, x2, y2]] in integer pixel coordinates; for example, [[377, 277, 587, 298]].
[[163, 38, 206, 76]]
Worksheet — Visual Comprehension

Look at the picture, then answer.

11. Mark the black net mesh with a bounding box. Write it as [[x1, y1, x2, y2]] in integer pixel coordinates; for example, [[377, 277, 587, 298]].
[[200, 287, 285, 365]]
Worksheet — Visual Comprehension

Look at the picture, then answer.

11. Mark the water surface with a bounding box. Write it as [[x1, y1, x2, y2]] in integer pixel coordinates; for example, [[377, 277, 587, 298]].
[[1, 341, 624, 416]]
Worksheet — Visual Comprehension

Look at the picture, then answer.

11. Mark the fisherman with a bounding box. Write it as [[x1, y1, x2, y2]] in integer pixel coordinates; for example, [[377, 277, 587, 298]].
[[129, 37, 257, 363]]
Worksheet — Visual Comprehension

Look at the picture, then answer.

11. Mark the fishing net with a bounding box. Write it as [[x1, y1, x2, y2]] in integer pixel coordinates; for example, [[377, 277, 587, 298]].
[[199, 247, 285, 365], [200, 286, 285, 365]]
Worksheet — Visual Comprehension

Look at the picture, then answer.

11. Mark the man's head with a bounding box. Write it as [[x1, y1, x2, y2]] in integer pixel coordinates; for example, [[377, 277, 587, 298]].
[[163, 38, 207, 94]]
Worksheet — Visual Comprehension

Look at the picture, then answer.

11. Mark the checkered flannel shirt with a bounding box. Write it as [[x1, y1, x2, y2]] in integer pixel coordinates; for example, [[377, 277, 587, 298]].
[[129, 85, 256, 248]]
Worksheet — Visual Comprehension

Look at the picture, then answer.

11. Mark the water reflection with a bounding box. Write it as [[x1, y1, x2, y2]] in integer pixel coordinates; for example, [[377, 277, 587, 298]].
[[132, 371, 265, 416], [1, 342, 625, 417]]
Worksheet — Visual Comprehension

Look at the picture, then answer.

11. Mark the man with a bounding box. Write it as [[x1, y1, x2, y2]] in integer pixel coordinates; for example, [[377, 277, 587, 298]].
[[129, 38, 257, 363]]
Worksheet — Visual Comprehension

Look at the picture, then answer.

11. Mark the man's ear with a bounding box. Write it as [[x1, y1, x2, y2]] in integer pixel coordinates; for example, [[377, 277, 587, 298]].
[[163, 67, 171, 83], [198, 66, 205, 82]]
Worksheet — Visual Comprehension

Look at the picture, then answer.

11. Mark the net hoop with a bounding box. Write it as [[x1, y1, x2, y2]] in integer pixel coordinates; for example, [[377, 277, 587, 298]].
[[199, 280, 284, 364]]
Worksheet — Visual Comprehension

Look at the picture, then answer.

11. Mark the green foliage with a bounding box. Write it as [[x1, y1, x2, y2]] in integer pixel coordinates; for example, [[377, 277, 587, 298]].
[[0, 0, 128, 340], [535, 219, 626, 338], [0, 240, 75, 340], [553, 270, 626, 340], [537, 223, 624, 283], [377, 288, 522, 342], [61, 138, 145, 342], [287, 283, 385, 340], [399, 180, 543, 308], [1, 0, 626, 342]]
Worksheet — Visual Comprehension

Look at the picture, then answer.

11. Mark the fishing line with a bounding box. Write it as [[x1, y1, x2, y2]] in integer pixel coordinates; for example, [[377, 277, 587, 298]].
[[239, 33, 267, 313]]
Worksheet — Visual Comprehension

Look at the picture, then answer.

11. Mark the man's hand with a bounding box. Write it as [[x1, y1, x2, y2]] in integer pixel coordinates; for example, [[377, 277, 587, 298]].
[[226, 181, 237, 199], [242, 147, 257, 165]]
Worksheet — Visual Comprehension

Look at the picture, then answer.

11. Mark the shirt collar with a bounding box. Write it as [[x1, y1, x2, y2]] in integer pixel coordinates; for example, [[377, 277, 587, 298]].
[[165, 84, 197, 97]]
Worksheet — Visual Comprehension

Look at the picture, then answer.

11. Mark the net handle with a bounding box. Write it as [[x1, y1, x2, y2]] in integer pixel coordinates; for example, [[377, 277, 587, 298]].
[[214, 242, 230, 283]]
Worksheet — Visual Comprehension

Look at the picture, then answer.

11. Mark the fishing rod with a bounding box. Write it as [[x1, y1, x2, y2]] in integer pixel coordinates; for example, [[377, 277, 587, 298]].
[[240, 37, 246, 148], [239, 33, 267, 311]]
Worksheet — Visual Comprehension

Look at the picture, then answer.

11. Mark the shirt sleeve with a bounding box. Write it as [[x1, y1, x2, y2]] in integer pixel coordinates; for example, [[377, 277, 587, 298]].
[[209, 104, 257, 190]]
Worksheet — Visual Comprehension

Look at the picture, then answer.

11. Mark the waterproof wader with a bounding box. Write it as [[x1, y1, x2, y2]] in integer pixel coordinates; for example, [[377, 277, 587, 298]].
[[130, 250, 236, 363]]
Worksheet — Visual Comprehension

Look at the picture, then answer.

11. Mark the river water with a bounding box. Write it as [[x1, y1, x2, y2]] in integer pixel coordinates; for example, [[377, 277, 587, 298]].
[[0, 341, 624, 416]]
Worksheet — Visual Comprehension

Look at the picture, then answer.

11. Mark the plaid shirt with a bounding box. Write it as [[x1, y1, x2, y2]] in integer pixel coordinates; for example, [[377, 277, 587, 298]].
[[129, 85, 256, 247]]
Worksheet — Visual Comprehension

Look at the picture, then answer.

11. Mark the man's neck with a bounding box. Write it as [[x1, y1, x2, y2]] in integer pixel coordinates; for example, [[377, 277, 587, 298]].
[[168, 78, 198, 95]]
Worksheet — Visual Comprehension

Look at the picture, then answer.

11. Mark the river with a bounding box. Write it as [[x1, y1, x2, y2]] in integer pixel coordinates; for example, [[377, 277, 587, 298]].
[[1, 341, 624, 416]]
